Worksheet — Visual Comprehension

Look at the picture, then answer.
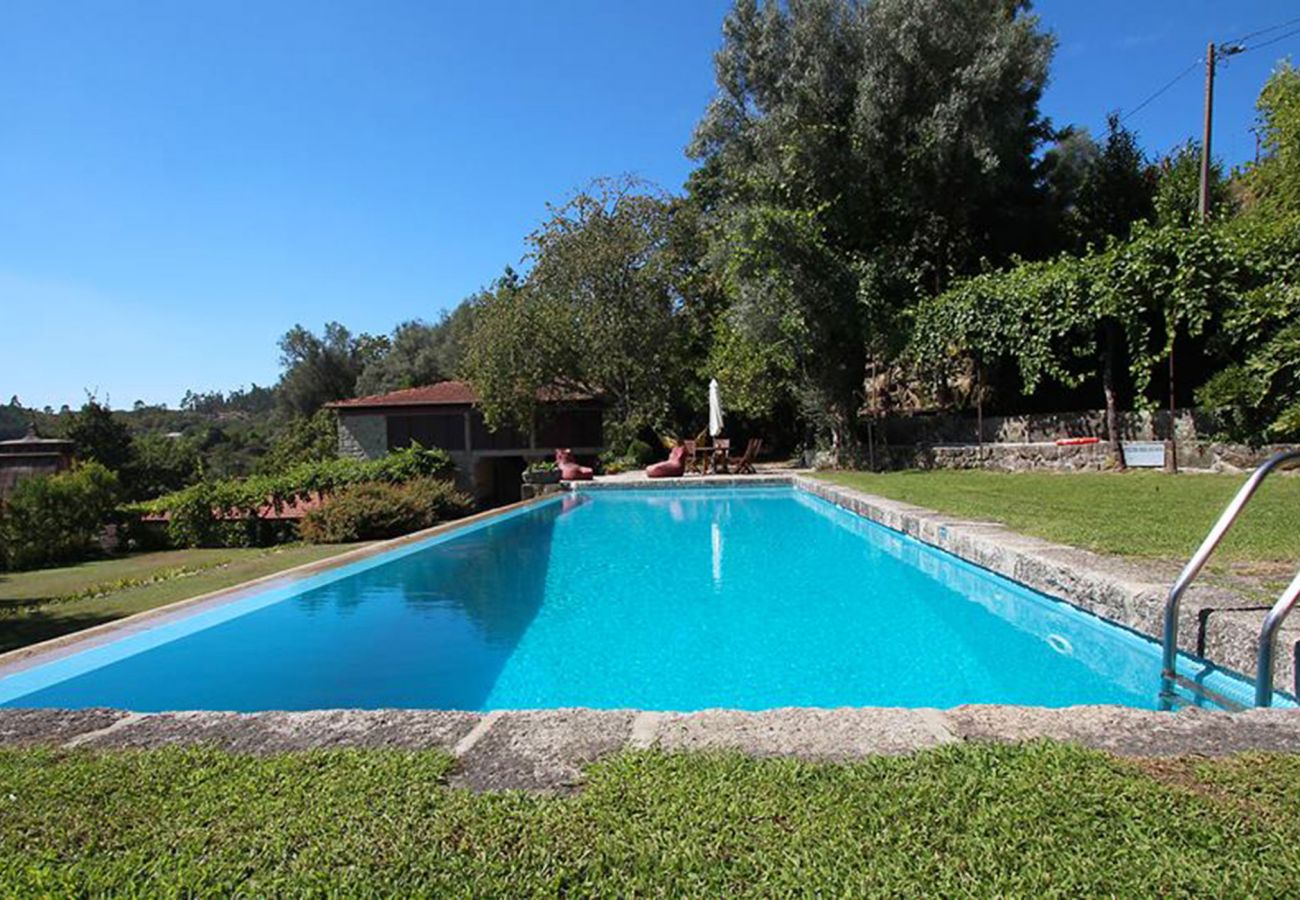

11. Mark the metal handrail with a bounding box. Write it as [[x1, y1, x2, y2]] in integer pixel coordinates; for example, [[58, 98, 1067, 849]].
[[1256, 568, 1300, 706], [1160, 449, 1300, 707]]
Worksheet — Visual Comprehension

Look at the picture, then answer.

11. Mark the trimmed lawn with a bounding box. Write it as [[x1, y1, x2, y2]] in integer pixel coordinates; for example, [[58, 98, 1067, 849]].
[[2, 743, 1300, 893], [0, 543, 366, 654], [815, 470, 1300, 562]]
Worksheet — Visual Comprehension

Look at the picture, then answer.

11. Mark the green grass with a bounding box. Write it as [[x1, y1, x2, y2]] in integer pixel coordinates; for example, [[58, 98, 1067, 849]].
[[815, 470, 1300, 562], [0, 543, 365, 654], [1, 743, 1299, 894]]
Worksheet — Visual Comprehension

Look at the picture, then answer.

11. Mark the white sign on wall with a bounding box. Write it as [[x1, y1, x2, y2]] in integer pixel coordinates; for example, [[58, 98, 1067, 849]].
[[1121, 441, 1166, 468]]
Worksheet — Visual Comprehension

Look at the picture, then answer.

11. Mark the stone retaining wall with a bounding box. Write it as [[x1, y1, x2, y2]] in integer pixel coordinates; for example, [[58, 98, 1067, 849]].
[[881, 408, 1213, 445], [877, 441, 1298, 473]]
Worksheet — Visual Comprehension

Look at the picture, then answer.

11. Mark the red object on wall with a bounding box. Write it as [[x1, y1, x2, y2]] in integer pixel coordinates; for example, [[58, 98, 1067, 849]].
[[1054, 436, 1101, 446]]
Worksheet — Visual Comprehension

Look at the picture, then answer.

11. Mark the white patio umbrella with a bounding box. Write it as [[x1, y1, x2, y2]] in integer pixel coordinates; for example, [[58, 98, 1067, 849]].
[[708, 378, 725, 438]]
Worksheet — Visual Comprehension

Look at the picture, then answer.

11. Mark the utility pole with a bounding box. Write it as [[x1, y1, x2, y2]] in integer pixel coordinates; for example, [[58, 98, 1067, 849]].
[[1199, 42, 1216, 223], [1199, 41, 1243, 222]]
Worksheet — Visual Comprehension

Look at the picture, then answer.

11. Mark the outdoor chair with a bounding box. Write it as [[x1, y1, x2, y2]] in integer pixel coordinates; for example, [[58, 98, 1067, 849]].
[[729, 438, 762, 474], [712, 438, 731, 474], [682, 439, 703, 475], [646, 445, 687, 479], [554, 448, 594, 481]]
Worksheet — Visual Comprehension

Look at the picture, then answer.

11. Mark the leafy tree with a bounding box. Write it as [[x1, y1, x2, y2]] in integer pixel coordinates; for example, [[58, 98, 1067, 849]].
[[258, 408, 341, 472], [1154, 140, 1230, 227], [122, 432, 201, 500], [65, 398, 133, 472], [1242, 62, 1300, 219], [1196, 214, 1300, 441], [688, 0, 1056, 458], [180, 384, 276, 417], [355, 305, 477, 397], [275, 323, 388, 417], [0, 462, 119, 570], [1069, 114, 1155, 250], [464, 182, 694, 445]]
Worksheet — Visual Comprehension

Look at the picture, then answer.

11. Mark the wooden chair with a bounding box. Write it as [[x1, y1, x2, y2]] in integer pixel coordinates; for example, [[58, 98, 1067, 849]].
[[712, 438, 731, 474], [682, 439, 701, 475], [729, 438, 761, 474]]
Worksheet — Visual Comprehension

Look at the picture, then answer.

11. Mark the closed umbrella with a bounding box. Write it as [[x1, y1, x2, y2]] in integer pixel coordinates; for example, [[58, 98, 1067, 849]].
[[708, 378, 724, 438]]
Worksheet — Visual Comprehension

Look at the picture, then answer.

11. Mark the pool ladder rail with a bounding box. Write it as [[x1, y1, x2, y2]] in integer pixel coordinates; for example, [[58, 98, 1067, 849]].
[[1160, 449, 1300, 710]]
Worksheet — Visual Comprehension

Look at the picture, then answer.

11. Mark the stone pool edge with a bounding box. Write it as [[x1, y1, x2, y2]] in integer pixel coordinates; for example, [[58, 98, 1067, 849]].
[[4, 705, 1300, 792], [0, 494, 558, 677]]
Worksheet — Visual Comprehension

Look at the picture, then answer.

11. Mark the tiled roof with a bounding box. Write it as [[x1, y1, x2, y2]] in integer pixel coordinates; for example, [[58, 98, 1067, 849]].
[[326, 380, 596, 410], [326, 381, 480, 409]]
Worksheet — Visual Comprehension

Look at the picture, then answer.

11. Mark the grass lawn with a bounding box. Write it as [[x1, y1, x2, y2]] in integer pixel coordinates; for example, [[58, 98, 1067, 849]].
[[0, 543, 366, 654], [1, 742, 1299, 894], [815, 469, 1300, 563]]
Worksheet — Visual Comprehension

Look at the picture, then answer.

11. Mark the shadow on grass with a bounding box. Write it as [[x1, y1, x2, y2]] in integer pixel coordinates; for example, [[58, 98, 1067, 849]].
[[0, 610, 123, 655]]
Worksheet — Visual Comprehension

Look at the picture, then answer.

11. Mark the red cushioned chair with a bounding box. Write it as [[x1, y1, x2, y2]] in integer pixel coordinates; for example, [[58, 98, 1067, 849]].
[[645, 444, 687, 479], [554, 448, 594, 481]]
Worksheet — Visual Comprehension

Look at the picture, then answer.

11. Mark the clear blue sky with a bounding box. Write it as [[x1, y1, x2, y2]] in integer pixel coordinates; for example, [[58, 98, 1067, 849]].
[[2, 1, 1297, 410]]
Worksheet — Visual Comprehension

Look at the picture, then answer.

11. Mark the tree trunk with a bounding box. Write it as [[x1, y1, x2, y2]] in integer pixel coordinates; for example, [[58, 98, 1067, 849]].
[[1103, 322, 1125, 471]]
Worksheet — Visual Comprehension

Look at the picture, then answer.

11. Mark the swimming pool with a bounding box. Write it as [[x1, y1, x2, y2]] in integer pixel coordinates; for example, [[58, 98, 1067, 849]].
[[0, 486, 1287, 711]]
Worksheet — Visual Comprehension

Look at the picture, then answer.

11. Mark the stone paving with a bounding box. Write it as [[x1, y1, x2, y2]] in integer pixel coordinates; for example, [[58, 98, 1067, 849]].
[[5, 705, 1300, 792]]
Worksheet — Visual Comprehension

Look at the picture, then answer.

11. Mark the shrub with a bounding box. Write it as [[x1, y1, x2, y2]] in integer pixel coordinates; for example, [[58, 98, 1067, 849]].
[[598, 450, 640, 475], [0, 462, 119, 570], [300, 477, 471, 544], [137, 445, 455, 548], [625, 438, 656, 465], [400, 476, 473, 522]]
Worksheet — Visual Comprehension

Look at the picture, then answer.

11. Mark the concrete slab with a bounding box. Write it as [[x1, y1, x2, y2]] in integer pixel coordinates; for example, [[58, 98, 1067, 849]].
[[451, 708, 636, 792], [0, 707, 130, 746], [654, 707, 956, 759], [73, 709, 480, 753]]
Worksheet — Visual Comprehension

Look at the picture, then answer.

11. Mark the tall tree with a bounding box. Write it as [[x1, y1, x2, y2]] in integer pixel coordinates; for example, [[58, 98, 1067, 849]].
[[275, 322, 387, 417], [65, 398, 133, 472], [355, 304, 478, 397], [689, 0, 1056, 457], [1069, 113, 1155, 249], [1243, 62, 1300, 219], [464, 181, 698, 444]]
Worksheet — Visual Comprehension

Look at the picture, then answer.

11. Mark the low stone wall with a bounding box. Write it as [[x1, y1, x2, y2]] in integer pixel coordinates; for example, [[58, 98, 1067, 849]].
[[880, 408, 1214, 445], [877, 441, 1298, 473]]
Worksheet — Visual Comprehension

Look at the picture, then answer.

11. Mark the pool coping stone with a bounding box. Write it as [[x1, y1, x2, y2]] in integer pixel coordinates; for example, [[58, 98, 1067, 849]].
[[5, 705, 1300, 792]]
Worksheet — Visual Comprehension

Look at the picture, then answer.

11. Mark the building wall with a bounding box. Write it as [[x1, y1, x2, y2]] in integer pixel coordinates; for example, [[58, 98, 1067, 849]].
[[337, 414, 387, 460], [0, 456, 70, 499]]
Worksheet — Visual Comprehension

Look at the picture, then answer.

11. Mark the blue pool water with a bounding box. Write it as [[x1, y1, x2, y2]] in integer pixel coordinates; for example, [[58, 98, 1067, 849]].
[[0, 487, 1285, 711]]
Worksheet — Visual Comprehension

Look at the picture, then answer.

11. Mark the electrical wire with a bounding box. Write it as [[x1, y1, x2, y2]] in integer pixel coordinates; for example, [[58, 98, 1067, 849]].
[[1233, 24, 1300, 55], [1221, 13, 1300, 47], [1121, 57, 1203, 122]]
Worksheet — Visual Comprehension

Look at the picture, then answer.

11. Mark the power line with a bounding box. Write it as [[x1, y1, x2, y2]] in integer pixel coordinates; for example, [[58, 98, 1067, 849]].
[[1121, 57, 1203, 122], [1235, 24, 1300, 55], [1222, 13, 1300, 47]]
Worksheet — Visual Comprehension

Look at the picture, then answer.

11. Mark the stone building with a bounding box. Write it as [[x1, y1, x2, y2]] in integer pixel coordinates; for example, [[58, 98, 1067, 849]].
[[0, 426, 75, 499], [326, 381, 603, 506]]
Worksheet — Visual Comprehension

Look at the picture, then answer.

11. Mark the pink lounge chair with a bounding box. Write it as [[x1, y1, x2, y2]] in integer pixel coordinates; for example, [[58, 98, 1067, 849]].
[[554, 448, 594, 481], [645, 445, 687, 479]]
